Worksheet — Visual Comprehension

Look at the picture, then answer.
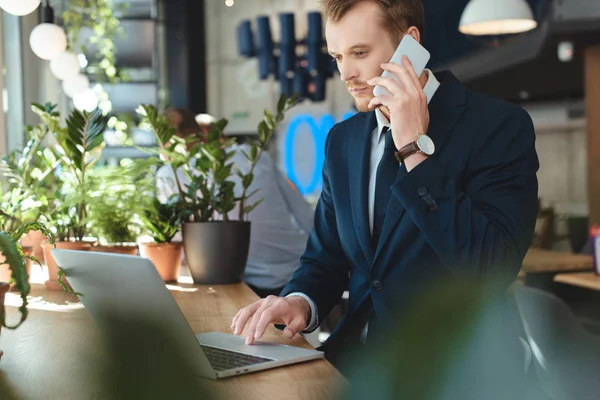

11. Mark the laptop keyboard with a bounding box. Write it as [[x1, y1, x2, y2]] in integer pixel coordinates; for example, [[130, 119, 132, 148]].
[[200, 345, 274, 371]]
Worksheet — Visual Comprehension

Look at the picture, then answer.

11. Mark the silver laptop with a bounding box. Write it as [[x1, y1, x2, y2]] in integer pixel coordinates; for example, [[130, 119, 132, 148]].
[[51, 249, 324, 379]]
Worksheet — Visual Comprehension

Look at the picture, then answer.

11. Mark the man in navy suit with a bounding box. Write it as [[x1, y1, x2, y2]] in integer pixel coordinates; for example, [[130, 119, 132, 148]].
[[232, 0, 539, 368]]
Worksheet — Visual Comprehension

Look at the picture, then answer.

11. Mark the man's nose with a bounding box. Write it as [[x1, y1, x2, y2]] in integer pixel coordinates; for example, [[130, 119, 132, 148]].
[[339, 61, 359, 83]]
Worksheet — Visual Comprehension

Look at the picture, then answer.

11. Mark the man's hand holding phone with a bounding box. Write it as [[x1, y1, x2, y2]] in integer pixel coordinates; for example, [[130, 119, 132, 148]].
[[367, 56, 430, 170]]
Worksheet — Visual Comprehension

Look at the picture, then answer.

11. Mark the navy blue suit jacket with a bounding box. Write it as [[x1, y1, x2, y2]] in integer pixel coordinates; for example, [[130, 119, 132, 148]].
[[281, 71, 539, 355]]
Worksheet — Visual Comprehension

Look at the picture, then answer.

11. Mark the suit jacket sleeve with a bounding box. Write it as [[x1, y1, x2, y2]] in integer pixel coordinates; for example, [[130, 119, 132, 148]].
[[392, 108, 539, 280], [280, 129, 350, 327]]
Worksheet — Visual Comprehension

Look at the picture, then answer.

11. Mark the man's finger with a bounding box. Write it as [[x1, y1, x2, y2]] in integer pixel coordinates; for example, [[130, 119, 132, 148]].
[[367, 76, 404, 96], [401, 55, 422, 91], [282, 318, 306, 339], [381, 62, 418, 95], [368, 94, 394, 110], [244, 301, 272, 344], [233, 301, 262, 336], [231, 309, 243, 329], [253, 307, 281, 343]]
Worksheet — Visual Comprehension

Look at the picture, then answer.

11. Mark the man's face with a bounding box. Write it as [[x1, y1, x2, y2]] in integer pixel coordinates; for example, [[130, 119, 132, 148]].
[[326, 2, 398, 112]]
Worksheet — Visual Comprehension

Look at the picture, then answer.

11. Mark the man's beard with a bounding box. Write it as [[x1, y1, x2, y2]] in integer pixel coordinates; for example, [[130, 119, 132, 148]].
[[354, 97, 372, 112], [347, 81, 373, 112]]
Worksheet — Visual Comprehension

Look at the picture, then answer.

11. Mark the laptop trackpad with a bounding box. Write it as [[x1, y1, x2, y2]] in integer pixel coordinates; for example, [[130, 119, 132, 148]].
[[196, 332, 323, 361]]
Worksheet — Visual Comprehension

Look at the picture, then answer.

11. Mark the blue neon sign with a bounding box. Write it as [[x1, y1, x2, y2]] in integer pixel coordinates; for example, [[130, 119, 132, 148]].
[[284, 111, 356, 195]]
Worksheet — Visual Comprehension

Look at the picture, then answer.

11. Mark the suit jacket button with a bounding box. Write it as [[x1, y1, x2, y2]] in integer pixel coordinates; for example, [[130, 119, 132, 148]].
[[371, 280, 383, 291], [417, 187, 427, 196]]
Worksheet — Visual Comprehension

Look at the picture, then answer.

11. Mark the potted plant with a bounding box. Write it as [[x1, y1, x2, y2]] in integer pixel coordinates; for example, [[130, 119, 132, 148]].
[[0, 103, 63, 262], [41, 107, 106, 290], [139, 95, 297, 284], [86, 160, 154, 255], [139, 198, 183, 282], [0, 210, 53, 361]]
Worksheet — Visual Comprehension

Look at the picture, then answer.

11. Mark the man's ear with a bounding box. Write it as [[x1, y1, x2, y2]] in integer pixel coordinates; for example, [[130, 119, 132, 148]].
[[405, 26, 421, 44]]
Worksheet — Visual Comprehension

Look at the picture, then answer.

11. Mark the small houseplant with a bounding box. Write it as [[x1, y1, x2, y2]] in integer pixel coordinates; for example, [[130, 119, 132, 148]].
[[41, 107, 106, 289], [139, 197, 183, 282], [0, 103, 63, 261], [139, 94, 297, 284], [86, 160, 155, 255]]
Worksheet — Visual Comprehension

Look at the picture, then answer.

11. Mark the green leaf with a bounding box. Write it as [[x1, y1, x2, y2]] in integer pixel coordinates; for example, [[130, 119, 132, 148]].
[[277, 94, 287, 115], [64, 108, 106, 171], [249, 145, 258, 163], [58, 268, 82, 296], [258, 121, 268, 144], [11, 222, 54, 245], [264, 110, 276, 130], [244, 199, 263, 215], [242, 172, 254, 189], [0, 232, 30, 329]]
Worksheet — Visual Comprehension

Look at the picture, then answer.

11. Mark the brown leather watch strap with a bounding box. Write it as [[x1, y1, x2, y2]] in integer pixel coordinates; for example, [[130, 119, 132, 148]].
[[394, 141, 419, 163]]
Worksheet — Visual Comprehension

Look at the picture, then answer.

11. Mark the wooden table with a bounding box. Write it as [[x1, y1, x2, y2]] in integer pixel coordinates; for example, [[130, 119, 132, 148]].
[[522, 248, 594, 273], [554, 272, 600, 292], [0, 282, 344, 399]]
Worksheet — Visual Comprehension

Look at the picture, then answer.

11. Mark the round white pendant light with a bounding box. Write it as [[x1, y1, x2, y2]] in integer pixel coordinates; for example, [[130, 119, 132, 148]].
[[50, 51, 81, 80], [459, 0, 537, 36], [0, 0, 40, 16], [29, 23, 67, 60], [73, 88, 99, 112], [63, 74, 90, 98]]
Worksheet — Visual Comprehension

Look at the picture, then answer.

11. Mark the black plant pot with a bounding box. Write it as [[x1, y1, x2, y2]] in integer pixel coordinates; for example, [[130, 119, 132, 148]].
[[182, 221, 251, 284]]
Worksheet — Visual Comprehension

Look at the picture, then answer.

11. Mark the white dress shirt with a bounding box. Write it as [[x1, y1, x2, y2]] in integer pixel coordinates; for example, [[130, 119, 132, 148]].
[[156, 144, 315, 290], [291, 69, 441, 332]]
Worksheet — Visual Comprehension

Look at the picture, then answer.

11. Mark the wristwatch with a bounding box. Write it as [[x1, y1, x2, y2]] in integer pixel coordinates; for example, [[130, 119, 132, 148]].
[[394, 134, 435, 162]]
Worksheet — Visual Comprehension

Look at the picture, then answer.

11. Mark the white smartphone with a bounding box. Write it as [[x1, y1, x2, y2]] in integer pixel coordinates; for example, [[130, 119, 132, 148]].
[[373, 34, 431, 98]]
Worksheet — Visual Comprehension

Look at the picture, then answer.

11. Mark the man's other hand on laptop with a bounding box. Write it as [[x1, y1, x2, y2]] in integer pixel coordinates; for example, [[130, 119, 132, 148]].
[[231, 295, 311, 345]]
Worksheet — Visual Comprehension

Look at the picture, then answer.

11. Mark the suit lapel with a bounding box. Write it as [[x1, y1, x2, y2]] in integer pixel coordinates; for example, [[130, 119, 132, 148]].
[[349, 112, 377, 264], [372, 71, 467, 265]]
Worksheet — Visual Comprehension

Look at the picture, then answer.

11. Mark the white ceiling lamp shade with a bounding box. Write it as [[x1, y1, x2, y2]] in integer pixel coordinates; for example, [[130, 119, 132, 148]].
[[62, 74, 90, 98], [50, 51, 81, 80], [459, 0, 538, 36], [0, 0, 40, 16], [29, 23, 67, 60]]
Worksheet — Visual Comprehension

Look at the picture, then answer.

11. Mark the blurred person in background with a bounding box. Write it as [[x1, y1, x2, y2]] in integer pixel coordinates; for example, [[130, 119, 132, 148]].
[[232, 0, 539, 392], [156, 108, 314, 298]]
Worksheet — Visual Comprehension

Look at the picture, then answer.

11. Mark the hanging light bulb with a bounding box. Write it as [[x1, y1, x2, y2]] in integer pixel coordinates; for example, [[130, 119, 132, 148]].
[[29, 2, 67, 60], [50, 51, 81, 80], [73, 88, 99, 112], [0, 0, 40, 16], [29, 23, 67, 60], [63, 74, 90, 98]]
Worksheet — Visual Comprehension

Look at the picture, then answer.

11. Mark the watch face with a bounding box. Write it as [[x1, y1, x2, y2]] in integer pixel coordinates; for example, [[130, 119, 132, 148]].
[[416, 135, 435, 155]]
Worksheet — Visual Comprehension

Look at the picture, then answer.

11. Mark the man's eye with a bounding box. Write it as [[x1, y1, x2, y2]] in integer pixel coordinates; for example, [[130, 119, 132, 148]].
[[355, 51, 367, 57], [331, 56, 340, 62]]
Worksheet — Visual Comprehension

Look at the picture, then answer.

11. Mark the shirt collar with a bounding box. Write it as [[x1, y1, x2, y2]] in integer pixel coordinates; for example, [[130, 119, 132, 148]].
[[374, 69, 440, 141]]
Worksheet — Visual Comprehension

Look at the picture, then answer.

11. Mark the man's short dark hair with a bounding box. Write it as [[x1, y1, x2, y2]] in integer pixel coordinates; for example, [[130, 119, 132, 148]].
[[321, 0, 425, 43]]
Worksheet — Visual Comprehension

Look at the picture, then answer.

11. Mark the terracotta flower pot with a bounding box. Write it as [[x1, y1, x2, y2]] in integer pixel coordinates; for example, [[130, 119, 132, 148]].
[[139, 242, 183, 282], [20, 230, 47, 262], [0, 247, 33, 291], [0, 281, 9, 361], [42, 240, 94, 291], [93, 244, 139, 256]]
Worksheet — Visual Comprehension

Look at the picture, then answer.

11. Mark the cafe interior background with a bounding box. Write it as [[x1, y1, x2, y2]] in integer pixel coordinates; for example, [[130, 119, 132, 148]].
[[0, 0, 600, 398]]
